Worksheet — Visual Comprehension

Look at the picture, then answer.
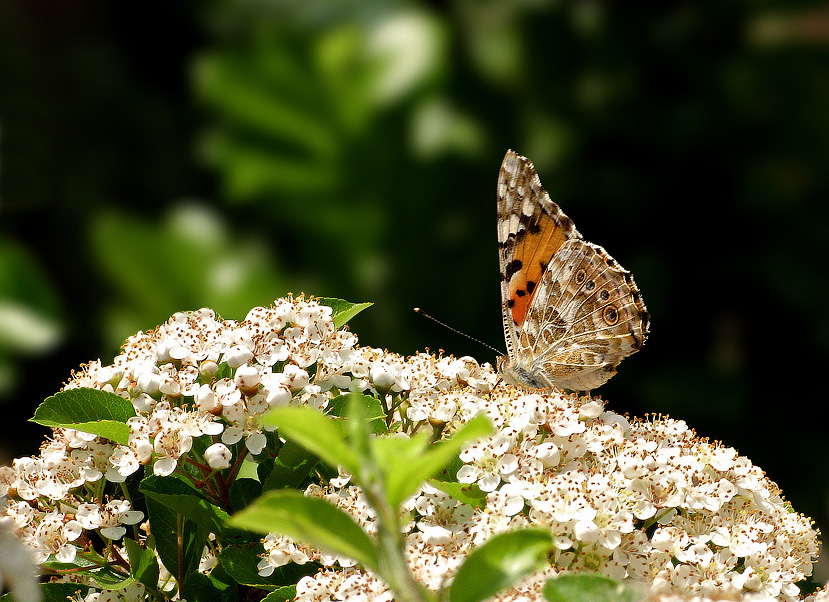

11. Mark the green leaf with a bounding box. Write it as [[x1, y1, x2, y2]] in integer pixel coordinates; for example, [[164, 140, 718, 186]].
[[22, 583, 90, 602], [260, 407, 358, 475], [194, 559, 241, 602], [145, 496, 208, 586], [428, 479, 487, 509], [379, 413, 493, 508], [218, 544, 316, 589], [216, 544, 269, 588], [40, 555, 98, 574], [180, 571, 237, 602], [261, 439, 319, 492], [543, 574, 643, 602], [31, 388, 136, 445], [124, 537, 160, 595], [317, 297, 372, 328], [328, 393, 387, 434], [229, 478, 262, 512], [449, 529, 553, 602], [263, 587, 298, 602], [140, 475, 230, 535], [88, 569, 136, 591], [229, 490, 379, 571], [343, 394, 372, 463], [370, 433, 429, 507]]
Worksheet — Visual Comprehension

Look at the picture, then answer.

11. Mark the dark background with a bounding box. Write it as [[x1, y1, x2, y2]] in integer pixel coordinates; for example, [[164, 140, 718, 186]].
[[2, 0, 828, 578]]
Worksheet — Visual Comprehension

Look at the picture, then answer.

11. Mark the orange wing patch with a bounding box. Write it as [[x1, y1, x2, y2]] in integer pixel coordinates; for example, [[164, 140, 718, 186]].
[[507, 220, 570, 326]]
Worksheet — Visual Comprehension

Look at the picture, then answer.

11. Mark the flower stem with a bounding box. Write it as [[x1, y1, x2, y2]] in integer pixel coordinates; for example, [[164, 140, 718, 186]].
[[361, 483, 436, 602]]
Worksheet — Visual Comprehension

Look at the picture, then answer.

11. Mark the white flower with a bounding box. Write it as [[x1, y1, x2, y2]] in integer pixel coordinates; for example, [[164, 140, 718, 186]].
[[369, 361, 396, 389], [205, 443, 232, 470], [76, 503, 102, 530], [224, 344, 254, 368], [99, 501, 143, 540], [199, 545, 218, 573], [215, 378, 242, 407], [234, 364, 261, 390], [535, 441, 560, 467], [0, 513, 41, 602], [179, 409, 224, 438], [33, 511, 81, 563], [578, 400, 603, 419], [106, 447, 140, 482], [433, 397, 457, 422], [222, 423, 267, 455], [282, 364, 310, 392], [153, 427, 192, 476], [457, 431, 515, 492], [133, 365, 162, 395], [264, 381, 292, 407], [258, 533, 311, 575], [486, 488, 525, 517], [194, 384, 219, 412]]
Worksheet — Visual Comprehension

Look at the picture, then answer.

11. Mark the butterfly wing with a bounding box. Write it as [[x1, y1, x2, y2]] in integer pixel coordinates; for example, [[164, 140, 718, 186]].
[[497, 150, 582, 366], [519, 239, 649, 390], [497, 149, 649, 391]]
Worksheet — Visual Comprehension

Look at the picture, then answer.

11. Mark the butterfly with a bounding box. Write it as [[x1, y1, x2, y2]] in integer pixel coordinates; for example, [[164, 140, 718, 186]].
[[496, 150, 649, 392]]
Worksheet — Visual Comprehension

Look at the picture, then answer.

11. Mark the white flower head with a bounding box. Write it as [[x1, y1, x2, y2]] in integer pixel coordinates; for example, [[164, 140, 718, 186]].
[[5, 295, 816, 602]]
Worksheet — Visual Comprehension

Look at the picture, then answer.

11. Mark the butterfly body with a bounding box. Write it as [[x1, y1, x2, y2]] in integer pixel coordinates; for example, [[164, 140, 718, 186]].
[[497, 150, 649, 392]]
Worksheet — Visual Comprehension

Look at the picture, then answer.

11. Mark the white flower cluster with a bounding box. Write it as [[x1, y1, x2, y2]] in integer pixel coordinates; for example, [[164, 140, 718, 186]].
[[268, 368, 824, 602], [0, 296, 394, 599], [0, 295, 823, 602]]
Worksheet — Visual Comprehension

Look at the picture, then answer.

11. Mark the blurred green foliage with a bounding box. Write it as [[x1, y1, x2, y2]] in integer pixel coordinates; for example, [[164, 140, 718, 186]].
[[1, 0, 828, 572]]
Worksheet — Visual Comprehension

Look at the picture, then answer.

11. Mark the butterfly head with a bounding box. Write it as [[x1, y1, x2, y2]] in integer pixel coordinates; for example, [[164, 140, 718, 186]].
[[497, 354, 556, 390]]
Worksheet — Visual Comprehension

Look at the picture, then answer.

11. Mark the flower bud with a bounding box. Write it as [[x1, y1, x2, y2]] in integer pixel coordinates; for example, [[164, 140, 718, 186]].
[[204, 443, 232, 470]]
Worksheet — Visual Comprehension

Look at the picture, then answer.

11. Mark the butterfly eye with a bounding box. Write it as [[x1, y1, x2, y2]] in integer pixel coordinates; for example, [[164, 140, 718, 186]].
[[584, 280, 595, 291], [603, 305, 619, 325], [575, 269, 587, 285], [599, 290, 610, 301]]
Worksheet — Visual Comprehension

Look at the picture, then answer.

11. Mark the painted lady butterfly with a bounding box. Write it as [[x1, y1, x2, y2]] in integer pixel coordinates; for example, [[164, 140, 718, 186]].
[[497, 150, 649, 391]]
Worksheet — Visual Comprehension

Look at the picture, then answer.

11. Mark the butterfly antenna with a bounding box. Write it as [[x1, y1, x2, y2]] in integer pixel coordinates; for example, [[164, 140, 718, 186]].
[[413, 307, 504, 356]]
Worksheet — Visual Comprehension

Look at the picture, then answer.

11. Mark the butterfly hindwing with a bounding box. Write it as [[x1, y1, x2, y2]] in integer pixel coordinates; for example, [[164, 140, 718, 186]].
[[520, 239, 648, 390]]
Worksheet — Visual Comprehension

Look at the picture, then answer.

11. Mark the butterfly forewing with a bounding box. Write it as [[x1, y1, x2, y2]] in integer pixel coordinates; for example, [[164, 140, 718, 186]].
[[497, 151, 581, 360]]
